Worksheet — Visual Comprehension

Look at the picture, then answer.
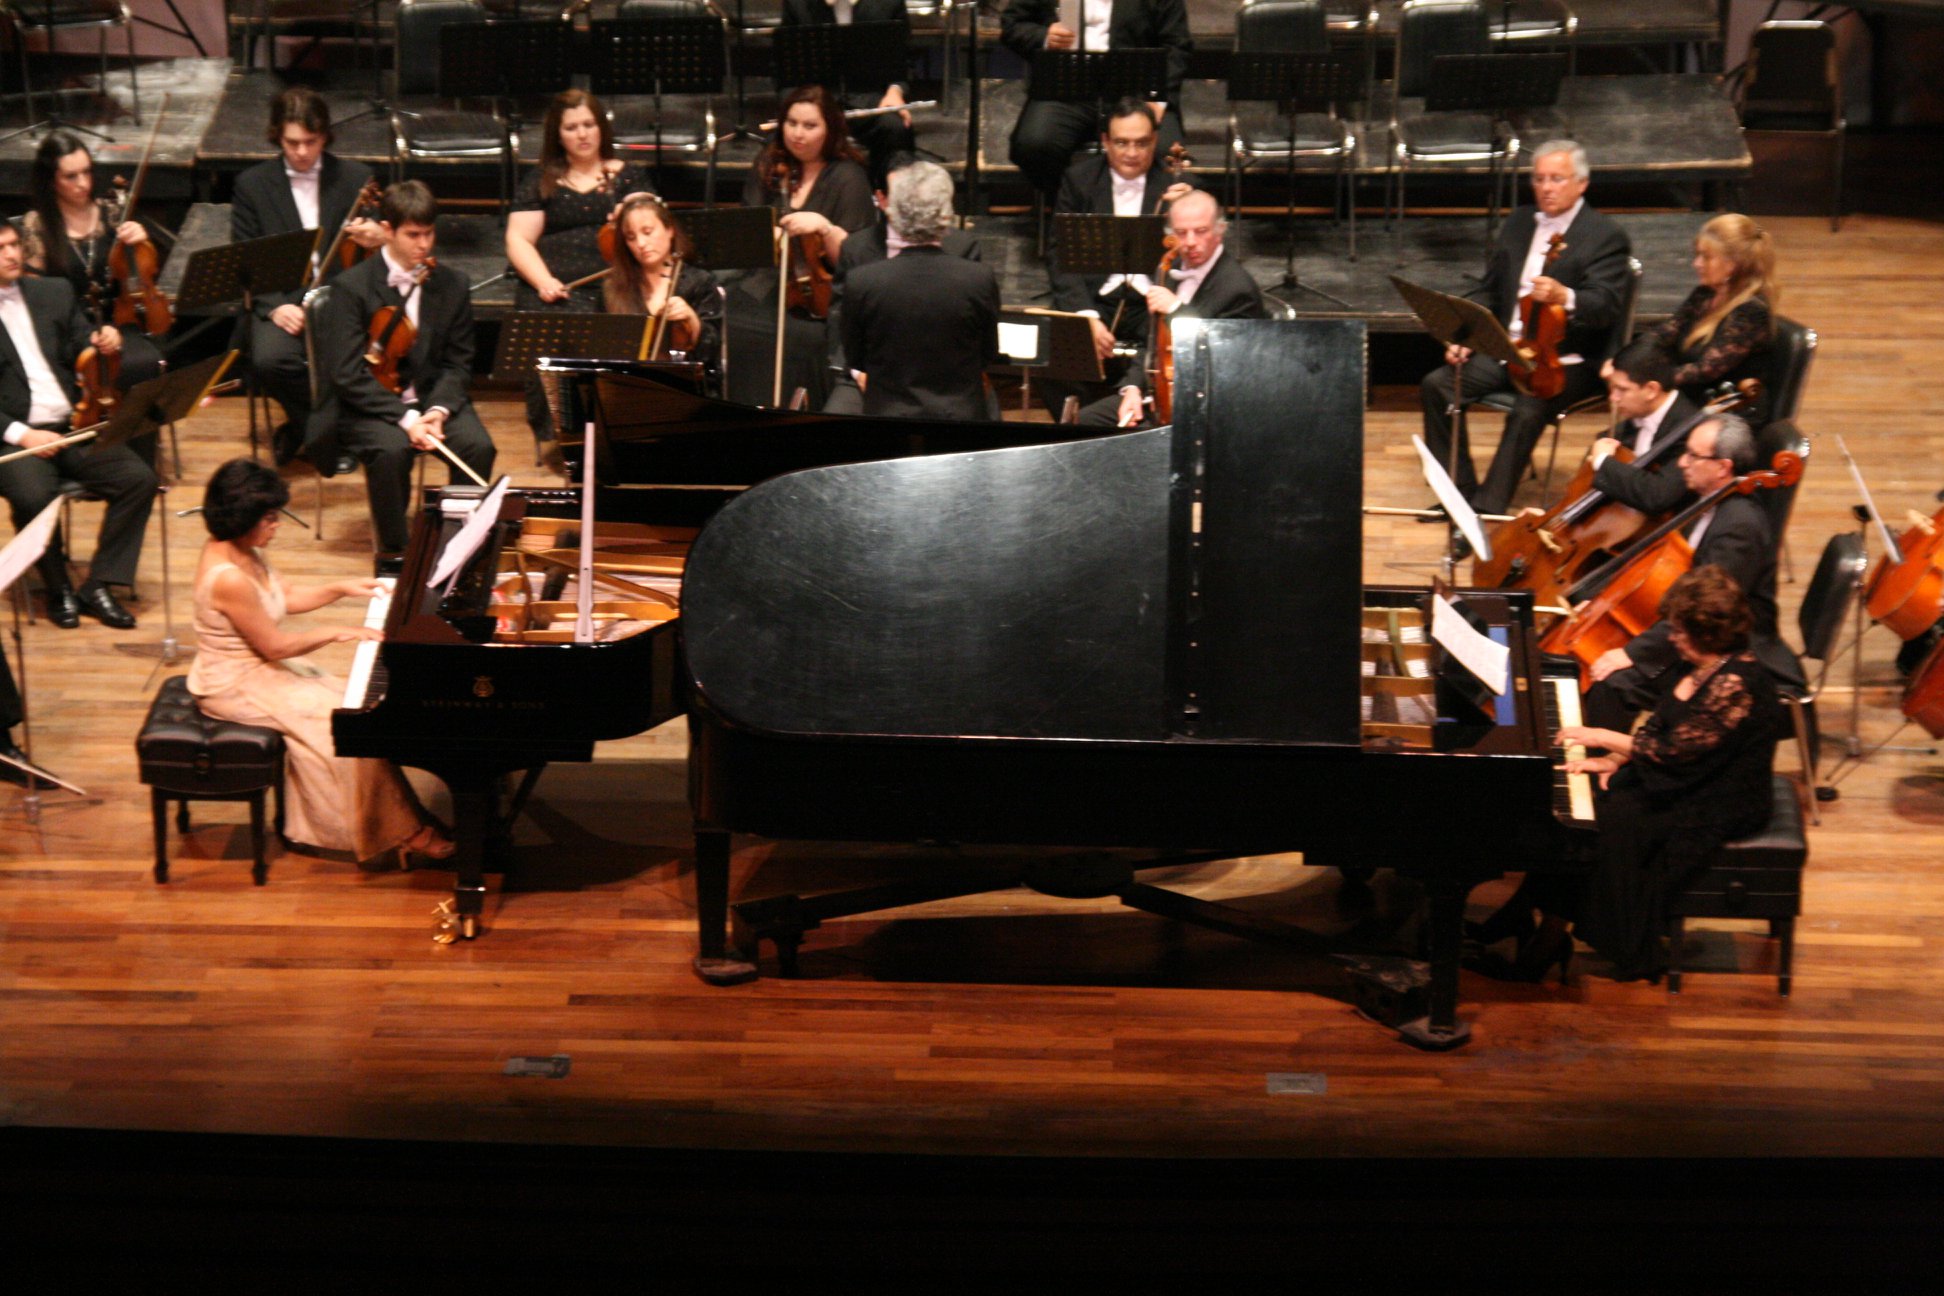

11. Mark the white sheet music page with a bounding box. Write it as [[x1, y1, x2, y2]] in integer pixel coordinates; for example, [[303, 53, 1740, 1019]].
[[427, 477, 511, 591], [997, 321, 1041, 363], [1412, 434, 1493, 563], [1431, 592, 1510, 697], [0, 499, 64, 594]]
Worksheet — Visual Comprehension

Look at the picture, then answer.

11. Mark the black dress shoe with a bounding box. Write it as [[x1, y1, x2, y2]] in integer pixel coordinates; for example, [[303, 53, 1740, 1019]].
[[334, 454, 358, 477], [0, 738, 59, 788], [271, 421, 301, 466], [1413, 503, 1450, 524], [46, 585, 81, 629], [75, 580, 137, 629]]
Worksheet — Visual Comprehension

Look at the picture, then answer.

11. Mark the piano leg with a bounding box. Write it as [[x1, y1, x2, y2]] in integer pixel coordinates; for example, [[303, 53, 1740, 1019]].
[[451, 786, 492, 941], [1395, 877, 1473, 1052], [692, 829, 757, 986]]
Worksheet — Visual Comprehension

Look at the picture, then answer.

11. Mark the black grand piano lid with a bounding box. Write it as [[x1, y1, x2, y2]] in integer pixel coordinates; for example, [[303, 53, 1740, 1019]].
[[682, 319, 1369, 747]]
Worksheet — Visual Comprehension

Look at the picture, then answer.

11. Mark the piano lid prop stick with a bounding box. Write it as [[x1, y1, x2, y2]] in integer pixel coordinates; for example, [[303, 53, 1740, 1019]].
[[575, 418, 597, 644], [772, 228, 788, 409], [425, 435, 490, 489]]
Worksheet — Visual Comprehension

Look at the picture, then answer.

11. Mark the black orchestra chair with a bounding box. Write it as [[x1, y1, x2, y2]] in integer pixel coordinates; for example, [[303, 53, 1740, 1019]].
[[228, 0, 368, 76], [1666, 774, 1809, 996], [1764, 314, 1818, 427], [1481, 0, 1578, 72], [1739, 19, 1846, 232], [1385, 0, 1514, 263], [1225, 1, 1358, 258], [1780, 532, 1869, 820], [1471, 254, 1642, 505], [137, 676, 287, 887], [598, 1, 728, 206], [3, 0, 141, 125], [299, 284, 337, 538], [388, 0, 520, 211]]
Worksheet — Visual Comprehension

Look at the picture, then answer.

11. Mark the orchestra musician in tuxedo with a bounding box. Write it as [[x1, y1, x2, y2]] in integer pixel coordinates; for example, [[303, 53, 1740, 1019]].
[[1080, 189, 1270, 428], [1039, 97, 1194, 420], [312, 182, 496, 570], [823, 153, 984, 416], [0, 222, 151, 630], [780, 0, 919, 188], [1001, 0, 1193, 200], [1420, 141, 1633, 517], [229, 87, 383, 467], [840, 160, 1000, 421], [1579, 413, 1806, 733], [1577, 339, 1707, 519]]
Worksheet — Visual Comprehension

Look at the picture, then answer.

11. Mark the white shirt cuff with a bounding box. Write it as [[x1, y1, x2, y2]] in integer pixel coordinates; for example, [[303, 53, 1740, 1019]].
[[1563, 287, 1577, 314], [399, 409, 421, 432], [4, 421, 29, 447]]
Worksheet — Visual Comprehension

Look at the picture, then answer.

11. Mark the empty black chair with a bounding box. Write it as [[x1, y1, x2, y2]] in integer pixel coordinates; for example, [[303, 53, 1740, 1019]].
[[599, 1, 728, 205], [1739, 20, 1845, 232], [1226, 0, 1359, 258], [389, 0, 519, 211]]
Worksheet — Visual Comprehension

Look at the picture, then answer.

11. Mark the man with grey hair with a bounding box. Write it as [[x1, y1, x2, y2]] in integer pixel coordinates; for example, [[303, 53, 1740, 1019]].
[[1420, 139, 1633, 518], [840, 161, 1000, 420], [1581, 412, 1805, 730]]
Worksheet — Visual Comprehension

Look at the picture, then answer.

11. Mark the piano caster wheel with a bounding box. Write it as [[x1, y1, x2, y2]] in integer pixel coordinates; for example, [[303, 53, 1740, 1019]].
[[694, 955, 759, 986], [1814, 786, 1839, 803]]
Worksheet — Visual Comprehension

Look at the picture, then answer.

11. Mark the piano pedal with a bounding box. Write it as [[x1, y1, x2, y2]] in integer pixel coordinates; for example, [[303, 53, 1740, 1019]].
[[431, 900, 461, 945], [693, 955, 759, 987]]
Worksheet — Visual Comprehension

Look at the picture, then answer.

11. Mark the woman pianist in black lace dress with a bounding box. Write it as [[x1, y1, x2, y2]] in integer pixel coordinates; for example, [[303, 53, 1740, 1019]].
[[1471, 565, 1785, 983]]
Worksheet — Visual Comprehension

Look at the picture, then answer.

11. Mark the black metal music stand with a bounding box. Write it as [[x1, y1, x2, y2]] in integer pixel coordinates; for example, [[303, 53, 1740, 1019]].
[[1051, 213, 1169, 283], [172, 229, 316, 460], [772, 20, 911, 100], [492, 313, 653, 384], [1422, 51, 1570, 220], [1027, 48, 1170, 108], [1392, 273, 1521, 574], [1226, 51, 1361, 301], [0, 0, 122, 144], [435, 18, 575, 133], [2, 507, 91, 822], [682, 206, 779, 276], [588, 15, 729, 203], [995, 308, 1105, 414]]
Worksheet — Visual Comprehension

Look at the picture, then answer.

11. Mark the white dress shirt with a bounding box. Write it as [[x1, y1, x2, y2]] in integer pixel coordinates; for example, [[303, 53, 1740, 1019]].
[[1509, 198, 1581, 354], [0, 283, 75, 445], [1082, 0, 1112, 51], [286, 161, 323, 230], [1591, 389, 1681, 470], [1168, 243, 1221, 305]]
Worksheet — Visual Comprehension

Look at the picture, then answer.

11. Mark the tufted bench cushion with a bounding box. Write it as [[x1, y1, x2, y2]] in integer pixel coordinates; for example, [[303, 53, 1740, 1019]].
[[136, 677, 285, 884]]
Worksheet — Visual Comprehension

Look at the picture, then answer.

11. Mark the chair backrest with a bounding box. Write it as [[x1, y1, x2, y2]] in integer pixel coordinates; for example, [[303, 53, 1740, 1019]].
[[1744, 20, 1840, 124], [1601, 256, 1643, 364], [302, 284, 333, 406], [395, 0, 487, 99], [1799, 532, 1867, 662], [1753, 416, 1810, 548], [1237, 1, 1329, 54], [618, 0, 706, 19], [1766, 315, 1816, 425], [1396, 0, 1488, 100]]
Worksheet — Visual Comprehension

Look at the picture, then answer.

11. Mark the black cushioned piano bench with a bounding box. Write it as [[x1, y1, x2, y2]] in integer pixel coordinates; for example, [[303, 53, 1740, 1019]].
[[1667, 775, 1808, 996], [136, 676, 285, 886]]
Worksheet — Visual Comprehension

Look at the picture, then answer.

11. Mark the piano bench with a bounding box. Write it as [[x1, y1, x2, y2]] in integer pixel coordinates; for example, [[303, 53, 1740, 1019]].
[[136, 677, 286, 886], [1667, 776, 1808, 996]]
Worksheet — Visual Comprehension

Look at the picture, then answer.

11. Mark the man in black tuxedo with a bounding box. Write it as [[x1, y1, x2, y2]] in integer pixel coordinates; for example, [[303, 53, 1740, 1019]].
[[1420, 141, 1633, 516], [824, 154, 985, 416], [1078, 189, 1269, 428], [780, 0, 918, 187], [313, 182, 496, 568], [842, 161, 999, 421], [230, 87, 383, 466], [0, 222, 151, 630], [1578, 338, 1707, 519], [1002, 0, 1193, 200], [1582, 413, 1805, 731], [1040, 98, 1193, 419]]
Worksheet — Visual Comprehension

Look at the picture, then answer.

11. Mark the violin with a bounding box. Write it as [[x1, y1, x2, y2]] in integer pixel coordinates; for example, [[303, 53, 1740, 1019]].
[[1507, 233, 1568, 400], [1539, 450, 1805, 686], [105, 99, 174, 336], [1137, 144, 1195, 425], [363, 257, 435, 394], [71, 345, 122, 429], [1865, 502, 1944, 642], [772, 160, 833, 319], [310, 178, 384, 289], [1473, 379, 1762, 617]]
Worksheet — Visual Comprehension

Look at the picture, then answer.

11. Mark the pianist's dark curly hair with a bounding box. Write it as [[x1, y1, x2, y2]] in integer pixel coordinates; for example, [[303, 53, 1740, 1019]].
[[202, 458, 292, 542], [1659, 564, 1752, 656]]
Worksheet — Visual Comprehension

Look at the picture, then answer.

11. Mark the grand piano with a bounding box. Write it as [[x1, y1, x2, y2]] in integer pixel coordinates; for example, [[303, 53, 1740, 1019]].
[[679, 321, 1594, 1048], [331, 362, 1114, 938]]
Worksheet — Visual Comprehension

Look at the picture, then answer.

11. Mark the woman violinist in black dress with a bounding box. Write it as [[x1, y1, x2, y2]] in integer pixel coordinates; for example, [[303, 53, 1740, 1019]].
[[20, 131, 169, 452], [727, 85, 876, 408], [1472, 566, 1785, 982], [1650, 213, 1778, 426], [604, 194, 723, 392], [504, 89, 653, 464]]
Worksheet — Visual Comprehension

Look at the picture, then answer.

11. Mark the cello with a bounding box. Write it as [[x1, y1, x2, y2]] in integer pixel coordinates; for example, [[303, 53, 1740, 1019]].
[[1135, 144, 1194, 425], [1506, 233, 1568, 400], [1473, 379, 1762, 616], [105, 98, 174, 337], [1539, 450, 1805, 686], [1865, 502, 1944, 642]]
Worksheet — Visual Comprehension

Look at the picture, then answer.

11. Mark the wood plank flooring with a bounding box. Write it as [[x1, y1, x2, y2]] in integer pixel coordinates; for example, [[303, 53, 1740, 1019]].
[[3, 214, 1942, 1161]]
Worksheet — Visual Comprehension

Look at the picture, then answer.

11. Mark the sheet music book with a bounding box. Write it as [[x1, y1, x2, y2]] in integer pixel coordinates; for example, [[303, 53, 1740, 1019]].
[[1430, 591, 1509, 697], [0, 498, 63, 594], [428, 477, 512, 592], [1412, 434, 1493, 563]]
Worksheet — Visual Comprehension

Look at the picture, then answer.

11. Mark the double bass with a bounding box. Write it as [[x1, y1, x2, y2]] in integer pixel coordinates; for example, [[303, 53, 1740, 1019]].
[[1539, 450, 1804, 685], [1866, 502, 1944, 642]]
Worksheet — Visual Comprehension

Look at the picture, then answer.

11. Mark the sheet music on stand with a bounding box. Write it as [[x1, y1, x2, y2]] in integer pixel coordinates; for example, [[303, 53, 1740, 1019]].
[[172, 229, 317, 316], [428, 476, 512, 594], [1413, 434, 1492, 564], [0, 497, 61, 597], [1051, 213, 1169, 280], [996, 307, 1104, 383], [1389, 274, 1522, 368], [492, 313, 652, 384]]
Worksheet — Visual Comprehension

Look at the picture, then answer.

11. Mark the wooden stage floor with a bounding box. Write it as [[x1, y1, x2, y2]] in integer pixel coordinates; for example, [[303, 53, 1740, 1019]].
[[3, 216, 1943, 1183]]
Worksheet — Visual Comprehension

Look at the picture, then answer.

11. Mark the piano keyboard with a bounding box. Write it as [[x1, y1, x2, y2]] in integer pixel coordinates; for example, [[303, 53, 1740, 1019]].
[[1542, 672, 1596, 824], [341, 578, 395, 710]]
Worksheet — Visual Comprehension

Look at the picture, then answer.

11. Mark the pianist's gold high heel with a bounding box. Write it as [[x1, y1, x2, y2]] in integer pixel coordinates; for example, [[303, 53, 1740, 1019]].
[[403, 825, 456, 862]]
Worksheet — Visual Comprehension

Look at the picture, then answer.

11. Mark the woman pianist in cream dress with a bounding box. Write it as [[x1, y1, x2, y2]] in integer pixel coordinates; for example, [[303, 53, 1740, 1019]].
[[187, 459, 452, 863]]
